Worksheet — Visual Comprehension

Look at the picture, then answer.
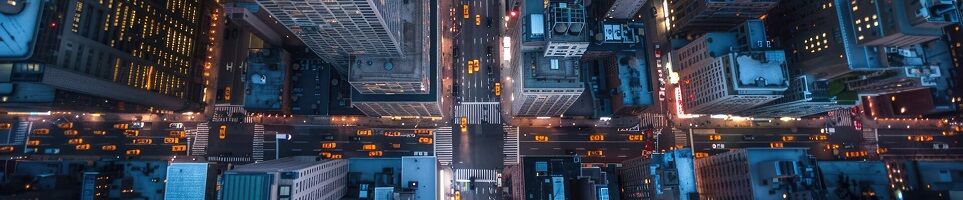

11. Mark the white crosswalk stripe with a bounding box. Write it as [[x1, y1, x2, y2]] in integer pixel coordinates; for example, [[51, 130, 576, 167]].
[[191, 123, 209, 156], [3, 121, 29, 145], [253, 124, 265, 162], [454, 169, 498, 183], [455, 102, 501, 124], [213, 105, 253, 123], [828, 109, 853, 127], [641, 113, 669, 128], [435, 127, 453, 165], [503, 126, 519, 165], [206, 156, 252, 163]]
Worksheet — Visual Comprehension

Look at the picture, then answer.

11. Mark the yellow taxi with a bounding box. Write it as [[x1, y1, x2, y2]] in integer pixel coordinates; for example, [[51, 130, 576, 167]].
[[363, 144, 378, 151], [0, 146, 14, 152], [321, 142, 337, 149], [770, 142, 785, 148], [224, 87, 232, 101], [64, 130, 79, 136], [781, 135, 795, 142], [57, 122, 73, 129], [67, 138, 84, 145], [473, 59, 480, 72], [101, 145, 117, 151], [534, 135, 549, 142], [418, 137, 433, 144], [93, 130, 107, 136], [589, 134, 604, 141], [708, 134, 722, 141], [493, 83, 501, 96], [460, 117, 468, 130], [384, 131, 402, 137], [810, 133, 828, 141], [586, 150, 604, 157], [219, 125, 228, 139], [320, 152, 333, 158], [475, 14, 481, 26], [171, 145, 188, 152], [125, 149, 141, 156], [131, 138, 153, 145], [26, 139, 40, 146], [113, 123, 129, 129], [463, 4, 469, 19], [415, 129, 433, 135], [454, 191, 461, 200], [330, 154, 343, 159], [467, 60, 475, 74], [368, 150, 384, 157], [32, 128, 49, 135], [0, 123, 11, 129], [124, 130, 140, 137], [163, 137, 180, 144], [356, 129, 373, 137], [627, 134, 644, 141], [170, 131, 187, 138], [907, 135, 934, 142], [694, 152, 709, 159], [75, 144, 91, 151]]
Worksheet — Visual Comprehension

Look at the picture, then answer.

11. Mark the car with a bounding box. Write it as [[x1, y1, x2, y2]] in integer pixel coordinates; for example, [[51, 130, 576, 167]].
[[392, 143, 403, 149], [130, 122, 145, 129], [466, 60, 475, 74], [321, 135, 337, 141], [742, 135, 756, 141], [589, 134, 605, 141], [32, 128, 49, 135], [101, 145, 117, 151], [169, 131, 187, 138], [486, 17, 493, 28], [219, 125, 227, 139], [415, 129, 433, 135], [627, 134, 644, 141], [113, 123, 129, 129], [224, 86, 232, 101], [413, 151, 429, 156], [844, 151, 868, 158], [934, 143, 950, 149], [418, 137, 433, 144], [0, 123, 11, 129], [708, 134, 721, 141], [384, 131, 402, 137], [93, 130, 107, 136], [362, 144, 378, 151], [75, 144, 91, 151], [64, 130, 79, 136], [463, 4, 469, 19], [356, 129, 373, 137], [907, 135, 934, 142], [321, 142, 337, 149], [163, 137, 180, 144], [0, 146, 13, 152], [475, 14, 481, 26], [493, 83, 501, 96], [67, 138, 84, 145], [26, 139, 40, 146], [169, 123, 184, 129], [459, 117, 468, 130], [770, 142, 785, 148], [534, 135, 549, 142], [486, 46, 493, 58], [350, 136, 363, 141], [711, 143, 726, 149], [781, 135, 795, 142], [825, 144, 841, 150], [320, 152, 333, 158], [473, 59, 481, 72], [131, 138, 153, 145], [586, 150, 604, 157], [44, 148, 61, 155], [125, 149, 141, 156], [57, 122, 73, 129], [454, 191, 461, 200], [124, 130, 140, 137], [368, 150, 384, 157], [810, 134, 829, 141], [330, 154, 343, 159], [171, 145, 188, 152]]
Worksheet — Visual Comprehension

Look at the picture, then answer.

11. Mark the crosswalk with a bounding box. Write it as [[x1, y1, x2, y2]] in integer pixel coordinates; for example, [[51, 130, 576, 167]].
[[641, 113, 669, 128], [3, 121, 29, 145], [827, 109, 853, 127], [213, 105, 253, 123], [862, 128, 879, 157], [435, 127, 453, 165], [190, 123, 210, 156], [206, 156, 252, 163], [253, 125, 265, 162], [454, 169, 498, 183], [673, 128, 688, 148], [455, 102, 501, 124], [503, 126, 519, 165]]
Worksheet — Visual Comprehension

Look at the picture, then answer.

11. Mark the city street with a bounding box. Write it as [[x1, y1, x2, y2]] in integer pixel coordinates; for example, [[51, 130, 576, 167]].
[[518, 126, 652, 163]]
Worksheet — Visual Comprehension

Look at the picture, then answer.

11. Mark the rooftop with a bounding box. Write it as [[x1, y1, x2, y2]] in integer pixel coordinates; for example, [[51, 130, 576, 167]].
[[231, 156, 331, 172], [349, 1, 428, 89], [521, 51, 583, 89], [243, 48, 289, 111], [0, 0, 40, 59], [728, 51, 790, 91], [615, 54, 652, 106]]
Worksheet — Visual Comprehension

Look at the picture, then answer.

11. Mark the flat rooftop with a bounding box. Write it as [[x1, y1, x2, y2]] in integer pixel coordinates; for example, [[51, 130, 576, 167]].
[[243, 48, 288, 111], [521, 52, 583, 89], [348, 0, 428, 84], [616, 54, 653, 106], [728, 50, 789, 91]]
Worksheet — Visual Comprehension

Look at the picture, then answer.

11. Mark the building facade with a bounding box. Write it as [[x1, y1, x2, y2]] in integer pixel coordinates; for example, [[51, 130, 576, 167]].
[[0, 0, 216, 112], [254, 0, 403, 67], [694, 148, 820, 200], [221, 157, 348, 200], [505, 155, 582, 200], [620, 149, 698, 200], [741, 75, 857, 117], [668, 0, 778, 35], [599, 0, 647, 19], [850, 0, 959, 47]]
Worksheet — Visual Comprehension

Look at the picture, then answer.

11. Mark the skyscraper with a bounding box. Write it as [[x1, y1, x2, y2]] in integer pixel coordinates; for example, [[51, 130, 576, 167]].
[[694, 148, 820, 200], [254, 0, 403, 67], [0, 0, 217, 112], [620, 149, 698, 200], [221, 156, 348, 200]]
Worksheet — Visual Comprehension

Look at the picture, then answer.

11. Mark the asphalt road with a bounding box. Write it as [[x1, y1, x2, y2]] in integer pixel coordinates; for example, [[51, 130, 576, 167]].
[[455, 0, 500, 104], [518, 127, 653, 163], [271, 126, 435, 159], [1, 117, 195, 158]]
